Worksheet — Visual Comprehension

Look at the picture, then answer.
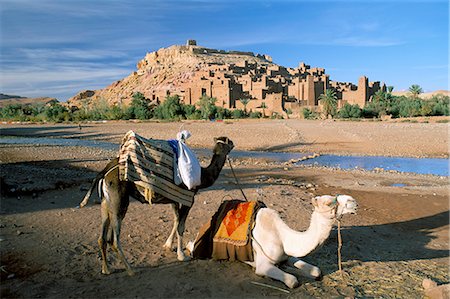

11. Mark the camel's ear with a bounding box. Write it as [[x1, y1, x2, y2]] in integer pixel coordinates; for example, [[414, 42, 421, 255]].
[[311, 196, 319, 207], [214, 137, 218, 143]]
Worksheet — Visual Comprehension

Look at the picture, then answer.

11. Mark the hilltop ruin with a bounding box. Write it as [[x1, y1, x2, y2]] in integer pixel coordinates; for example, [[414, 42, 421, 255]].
[[68, 40, 386, 117]]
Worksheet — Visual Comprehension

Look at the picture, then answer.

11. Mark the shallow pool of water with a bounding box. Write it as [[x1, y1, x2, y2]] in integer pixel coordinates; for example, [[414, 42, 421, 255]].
[[296, 154, 449, 176], [1, 136, 448, 176]]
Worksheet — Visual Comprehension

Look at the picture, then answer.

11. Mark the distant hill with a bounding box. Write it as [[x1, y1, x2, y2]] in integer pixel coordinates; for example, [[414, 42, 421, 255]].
[[0, 94, 58, 108], [392, 90, 449, 99], [0, 93, 27, 100]]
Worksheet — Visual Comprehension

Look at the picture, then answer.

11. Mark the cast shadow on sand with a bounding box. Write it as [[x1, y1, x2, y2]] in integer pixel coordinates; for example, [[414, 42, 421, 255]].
[[304, 210, 449, 270]]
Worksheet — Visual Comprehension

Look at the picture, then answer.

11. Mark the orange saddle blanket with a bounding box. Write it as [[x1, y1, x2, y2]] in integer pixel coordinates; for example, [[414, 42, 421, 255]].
[[191, 200, 265, 262], [213, 200, 258, 246]]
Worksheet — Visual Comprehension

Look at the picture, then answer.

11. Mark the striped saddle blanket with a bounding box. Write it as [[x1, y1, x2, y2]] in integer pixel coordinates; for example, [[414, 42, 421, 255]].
[[118, 130, 195, 207]]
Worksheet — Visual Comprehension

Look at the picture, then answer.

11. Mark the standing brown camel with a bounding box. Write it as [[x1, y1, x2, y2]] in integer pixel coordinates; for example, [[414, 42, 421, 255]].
[[79, 136, 234, 275]]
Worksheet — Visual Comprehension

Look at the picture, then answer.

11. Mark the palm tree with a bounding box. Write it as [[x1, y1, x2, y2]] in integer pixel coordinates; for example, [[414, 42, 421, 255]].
[[319, 89, 337, 118], [260, 102, 267, 117], [408, 84, 423, 98], [239, 98, 250, 114], [387, 86, 394, 94]]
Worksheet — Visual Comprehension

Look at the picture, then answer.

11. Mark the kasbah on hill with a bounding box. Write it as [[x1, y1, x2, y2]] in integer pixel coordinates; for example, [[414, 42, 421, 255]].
[[68, 40, 386, 118]]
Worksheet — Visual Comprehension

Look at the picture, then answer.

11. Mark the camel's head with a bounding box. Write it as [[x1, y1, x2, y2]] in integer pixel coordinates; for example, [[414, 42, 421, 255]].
[[312, 194, 358, 220], [213, 136, 234, 155]]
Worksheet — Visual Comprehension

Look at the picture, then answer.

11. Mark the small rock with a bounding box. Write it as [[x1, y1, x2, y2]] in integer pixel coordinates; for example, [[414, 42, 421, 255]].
[[16, 230, 23, 236]]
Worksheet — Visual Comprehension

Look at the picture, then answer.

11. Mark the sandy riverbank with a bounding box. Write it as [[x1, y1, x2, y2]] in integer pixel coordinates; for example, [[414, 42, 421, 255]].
[[0, 119, 448, 298]]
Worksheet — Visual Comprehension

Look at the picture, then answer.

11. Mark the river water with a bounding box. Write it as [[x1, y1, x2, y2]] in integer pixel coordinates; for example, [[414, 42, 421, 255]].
[[1, 136, 448, 176]]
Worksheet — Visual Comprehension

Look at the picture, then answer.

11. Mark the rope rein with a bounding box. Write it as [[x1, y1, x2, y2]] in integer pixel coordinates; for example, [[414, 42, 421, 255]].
[[227, 157, 248, 202], [337, 219, 344, 280]]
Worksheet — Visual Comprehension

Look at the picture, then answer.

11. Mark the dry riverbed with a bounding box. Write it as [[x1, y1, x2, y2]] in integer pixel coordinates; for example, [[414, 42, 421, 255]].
[[0, 119, 448, 298]]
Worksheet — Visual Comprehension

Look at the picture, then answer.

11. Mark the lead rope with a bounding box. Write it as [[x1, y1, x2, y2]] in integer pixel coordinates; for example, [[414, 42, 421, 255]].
[[227, 157, 248, 202], [337, 219, 344, 280]]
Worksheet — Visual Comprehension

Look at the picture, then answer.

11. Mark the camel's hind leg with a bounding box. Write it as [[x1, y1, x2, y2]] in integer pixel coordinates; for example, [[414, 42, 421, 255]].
[[98, 201, 111, 275], [98, 168, 134, 275], [109, 212, 134, 276]]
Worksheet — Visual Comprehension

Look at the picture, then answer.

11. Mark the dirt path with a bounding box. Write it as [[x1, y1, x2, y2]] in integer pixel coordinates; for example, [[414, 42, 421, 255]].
[[0, 119, 448, 298]]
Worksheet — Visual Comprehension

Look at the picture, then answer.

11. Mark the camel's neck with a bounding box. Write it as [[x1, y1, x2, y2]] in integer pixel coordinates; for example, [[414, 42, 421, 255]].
[[197, 153, 228, 189], [282, 211, 335, 257]]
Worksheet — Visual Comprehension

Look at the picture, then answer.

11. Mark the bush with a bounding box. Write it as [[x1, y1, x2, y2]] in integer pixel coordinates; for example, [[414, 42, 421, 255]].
[[338, 103, 362, 119], [154, 95, 184, 120], [128, 92, 152, 120], [44, 102, 70, 122], [231, 109, 245, 119], [1, 104, 25, 120], [197, 96, 217, 120], [215, 107, 232, 120], [302, 108, 319, 119], [249, 111, 262, 118], [429, 94, 449, 116]]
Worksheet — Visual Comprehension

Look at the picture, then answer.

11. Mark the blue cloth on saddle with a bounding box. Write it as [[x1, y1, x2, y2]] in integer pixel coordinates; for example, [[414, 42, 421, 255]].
[[168, 139, 179, 159]]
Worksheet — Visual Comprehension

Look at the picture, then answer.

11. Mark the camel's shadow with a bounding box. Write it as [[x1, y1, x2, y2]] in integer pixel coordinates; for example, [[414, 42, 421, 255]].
[[305, 210, 449, 268]]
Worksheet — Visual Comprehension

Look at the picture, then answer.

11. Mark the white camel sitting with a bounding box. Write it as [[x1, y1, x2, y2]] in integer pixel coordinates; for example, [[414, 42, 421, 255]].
[[189, 194, 358, 288]]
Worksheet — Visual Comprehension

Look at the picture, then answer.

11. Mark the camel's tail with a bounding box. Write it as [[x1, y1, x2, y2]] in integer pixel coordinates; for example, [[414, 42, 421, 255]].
[[78, 157, 119, 208]]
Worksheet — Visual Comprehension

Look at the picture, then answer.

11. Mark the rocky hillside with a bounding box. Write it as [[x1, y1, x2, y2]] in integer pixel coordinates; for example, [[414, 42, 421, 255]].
[[68, 44, 274, 106]]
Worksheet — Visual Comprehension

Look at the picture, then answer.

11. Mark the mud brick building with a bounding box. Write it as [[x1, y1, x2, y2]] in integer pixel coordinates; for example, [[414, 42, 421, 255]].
[[69, 40, 386, 118]]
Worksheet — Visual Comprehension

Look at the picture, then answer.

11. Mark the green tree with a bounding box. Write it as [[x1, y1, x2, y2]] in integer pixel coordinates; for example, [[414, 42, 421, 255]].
[[338, 103, 362, 119], [319, 89, 338, 118], [408, 84, 423, 98], [1, 104, 24, 120], [154, 95, 184, 120], [430, 94, 450, 116], [231, 109, 245, 119], [302, 108, 319, 119], [197, 95, 217, 120], [239, 98, 250, 114], [128, 92, 152, 120], [260, 102, 267, 117], [44, 102, 70, 122]]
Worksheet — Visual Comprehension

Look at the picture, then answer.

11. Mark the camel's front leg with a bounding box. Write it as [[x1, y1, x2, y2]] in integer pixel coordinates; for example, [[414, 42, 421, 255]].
[[283, 257, 322, 281], [163, 203, 179, 250], [174, 205, 191, 261], [254, 256, 299, 289]]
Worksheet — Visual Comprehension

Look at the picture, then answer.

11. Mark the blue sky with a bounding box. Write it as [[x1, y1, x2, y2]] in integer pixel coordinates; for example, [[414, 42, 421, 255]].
[[1, 0, 448, 101]]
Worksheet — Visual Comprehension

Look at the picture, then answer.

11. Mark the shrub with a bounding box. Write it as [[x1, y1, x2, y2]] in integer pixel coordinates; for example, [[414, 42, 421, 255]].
[[429, 94, 449, 116], [338, 103, 362, 119], [197, 96, 217, 120], [44, 102, 70, 122], [302, 108, 319, 119], [231, 109, 245, 119], [129, 92, 152, 120], [249, 111, 262, 118], [215, 107, 232, 120], [154, 95, 183, 120], [1, 104, 25, 120]]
